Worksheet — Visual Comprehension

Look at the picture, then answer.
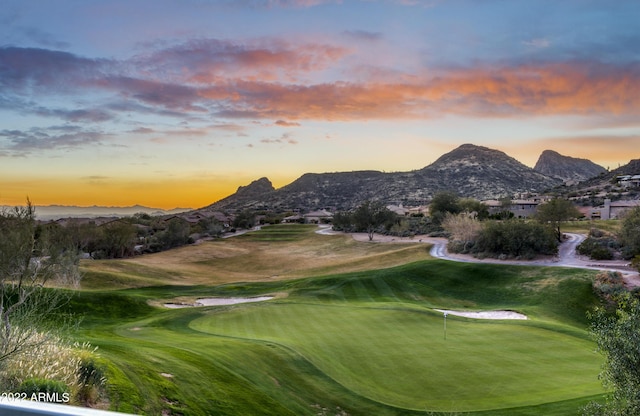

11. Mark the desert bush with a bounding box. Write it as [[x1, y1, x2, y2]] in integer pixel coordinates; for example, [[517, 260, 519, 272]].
[[18, 377, 69, 396], [470, 220, 557, 259], [592, 271, 626, 310], [442, 213, 482, 253], [619, 206, 640, 260], [0, 331, 104, 405], [578, 229, 619, 260], [76, 351, 107, 405]]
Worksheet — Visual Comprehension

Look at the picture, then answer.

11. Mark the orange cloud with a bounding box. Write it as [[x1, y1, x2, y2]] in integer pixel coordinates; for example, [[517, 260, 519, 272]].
[[197, 61, 640, 121], [430, 63, 640, 116], [275, 120, 301, 127], [4, 45, 637, 128], [139, 39, 350, 84]]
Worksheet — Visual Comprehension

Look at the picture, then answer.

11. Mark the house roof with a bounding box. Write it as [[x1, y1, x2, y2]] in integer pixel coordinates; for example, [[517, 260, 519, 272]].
[[610, 200, 640, 208], [303, 210, 333, 218]]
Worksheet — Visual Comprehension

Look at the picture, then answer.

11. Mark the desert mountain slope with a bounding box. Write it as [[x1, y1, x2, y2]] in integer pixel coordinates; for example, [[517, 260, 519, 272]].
[[419, 144, 561, 199], [534, 150, 606, 183], [205, 144, 564, 211]]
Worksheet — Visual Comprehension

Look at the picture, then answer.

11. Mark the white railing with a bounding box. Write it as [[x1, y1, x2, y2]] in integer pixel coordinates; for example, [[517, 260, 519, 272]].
[[0, 399, 134, 415]]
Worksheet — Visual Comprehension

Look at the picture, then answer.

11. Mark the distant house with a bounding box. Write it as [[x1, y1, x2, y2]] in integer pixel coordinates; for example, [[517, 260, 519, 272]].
[[162, 215, 193, 224], [303, 210, 333, 224], [590, 199, 640, 220], [163, 210, 233, 228], [282, 214, 304, 223], [617, 174, 640, 188], [386, 204, 409, 216], [482, 199, 540, 219]]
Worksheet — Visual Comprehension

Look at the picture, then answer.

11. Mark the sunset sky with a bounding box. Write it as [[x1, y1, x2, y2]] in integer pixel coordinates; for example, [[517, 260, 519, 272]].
[[1, 0, 639, 209]]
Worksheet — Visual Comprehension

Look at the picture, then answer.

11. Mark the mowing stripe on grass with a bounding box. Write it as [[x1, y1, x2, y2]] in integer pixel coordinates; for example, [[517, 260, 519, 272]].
[[190, 302, 603, 412]]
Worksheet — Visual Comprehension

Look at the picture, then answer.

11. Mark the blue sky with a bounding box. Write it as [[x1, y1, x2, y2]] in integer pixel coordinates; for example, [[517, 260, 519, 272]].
[[1, 0, 638, 208]]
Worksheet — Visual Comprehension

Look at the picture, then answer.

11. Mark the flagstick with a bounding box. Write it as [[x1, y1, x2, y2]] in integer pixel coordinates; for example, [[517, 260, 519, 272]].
[[444, 311, 448, 340]]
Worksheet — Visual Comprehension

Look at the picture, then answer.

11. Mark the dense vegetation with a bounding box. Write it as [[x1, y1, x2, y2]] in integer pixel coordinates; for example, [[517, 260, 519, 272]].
[[468, 220, 558, 259], [0, 202, 105, 406], [578, 207, 640, 266]]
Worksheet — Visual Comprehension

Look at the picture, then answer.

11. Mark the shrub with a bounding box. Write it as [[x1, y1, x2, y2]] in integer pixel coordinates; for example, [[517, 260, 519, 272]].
[[0, 332, 105, 405], [592, 271, 626, 310], [590, 246, 614, 260], [18, 377, 69, 396], [470, 220, 557, 259], [578, 229, 619, 260]]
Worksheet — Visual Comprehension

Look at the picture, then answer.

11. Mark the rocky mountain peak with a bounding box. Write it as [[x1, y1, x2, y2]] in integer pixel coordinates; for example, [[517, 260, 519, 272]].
[[418, 144, 561, 199], [428, 144, 517, 168], [534, 150, 606, 183], [234, 177, 275, 197]]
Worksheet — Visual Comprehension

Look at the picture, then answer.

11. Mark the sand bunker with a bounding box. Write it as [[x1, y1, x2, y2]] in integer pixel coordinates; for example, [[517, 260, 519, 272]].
[[164, 296, 273, 308], [435, 309, 527, 320]]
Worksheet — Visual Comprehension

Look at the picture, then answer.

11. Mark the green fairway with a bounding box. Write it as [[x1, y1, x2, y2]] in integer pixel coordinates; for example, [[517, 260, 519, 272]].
[[190, 302, 601, 412], [67, 225, 608, 415]]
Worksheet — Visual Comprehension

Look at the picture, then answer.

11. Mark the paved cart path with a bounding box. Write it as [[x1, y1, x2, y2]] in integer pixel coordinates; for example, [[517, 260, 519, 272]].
[[315, 225, 640, 288]]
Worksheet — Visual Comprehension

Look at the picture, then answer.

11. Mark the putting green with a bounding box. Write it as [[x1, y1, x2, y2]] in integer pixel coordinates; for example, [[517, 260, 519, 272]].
[[190, 302, 602, 412]]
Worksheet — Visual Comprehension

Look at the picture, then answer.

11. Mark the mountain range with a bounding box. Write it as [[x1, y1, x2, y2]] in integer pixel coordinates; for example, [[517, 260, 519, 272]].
[[15, 144, 634, 220], [11, 205, 191, 221], [205, 144, 613, 212]]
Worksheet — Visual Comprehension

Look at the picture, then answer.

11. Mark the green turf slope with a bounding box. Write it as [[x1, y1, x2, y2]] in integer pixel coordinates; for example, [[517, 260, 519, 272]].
[[191, 302, 602, 412], [72, 256, 606, 415]]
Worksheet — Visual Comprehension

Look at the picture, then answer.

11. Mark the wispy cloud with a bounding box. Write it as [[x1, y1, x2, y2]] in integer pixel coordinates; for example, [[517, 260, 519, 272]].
[[275, 120, 301, 127], [2, 44, 638, 132], [229, 0, 340, 8], [0, 126, 108, 156], [342, 30, 383, 42], [35, 107, 114, 123], [522, 38, 551, 49], [133, 38, 350, 84], [197, 61, 640, 120], [0, 47, 108, 92], [260, 132, 298, 145]]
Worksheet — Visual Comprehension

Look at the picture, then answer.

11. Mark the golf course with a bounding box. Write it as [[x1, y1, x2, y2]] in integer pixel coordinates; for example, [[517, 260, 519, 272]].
[[70, 224, 607, 415]]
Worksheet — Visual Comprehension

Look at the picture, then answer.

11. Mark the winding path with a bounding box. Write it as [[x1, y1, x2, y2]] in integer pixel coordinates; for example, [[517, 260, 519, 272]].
[[316, 225, 640, 288]]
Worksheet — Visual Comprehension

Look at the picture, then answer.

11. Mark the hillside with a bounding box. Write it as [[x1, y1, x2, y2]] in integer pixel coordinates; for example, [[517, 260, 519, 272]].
[[205, 144, 562, 211], [549, 158, 640, 203], [534, 150, 606, 183], [419, 144, 562, 199]]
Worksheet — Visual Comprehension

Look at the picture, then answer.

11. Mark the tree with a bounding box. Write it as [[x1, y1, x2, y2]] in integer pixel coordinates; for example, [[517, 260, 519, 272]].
[[232, 210, 256, 230], [618, 206, 640, 261], [0, 201, 81, 364], [535, 198, 581, 242], [429, 191, 461, 225], [155, 218, 191, 250], [458, 198, 489, 220], [584, 293, 640, 415], [331, 211, 354, 232], [98, 220, 136, 258], [352, 201, 396, 241]]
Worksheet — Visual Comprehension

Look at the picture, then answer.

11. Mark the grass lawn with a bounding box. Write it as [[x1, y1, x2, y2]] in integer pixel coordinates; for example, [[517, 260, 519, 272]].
[[66, 224, 608, 415], [191, 302, 602, 412], [79, 224, 431, 290], [563, 219, 620, 234]]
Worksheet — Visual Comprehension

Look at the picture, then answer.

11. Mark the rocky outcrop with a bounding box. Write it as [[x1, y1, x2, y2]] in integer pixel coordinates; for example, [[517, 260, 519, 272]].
[[534, 150, 606, 183]]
